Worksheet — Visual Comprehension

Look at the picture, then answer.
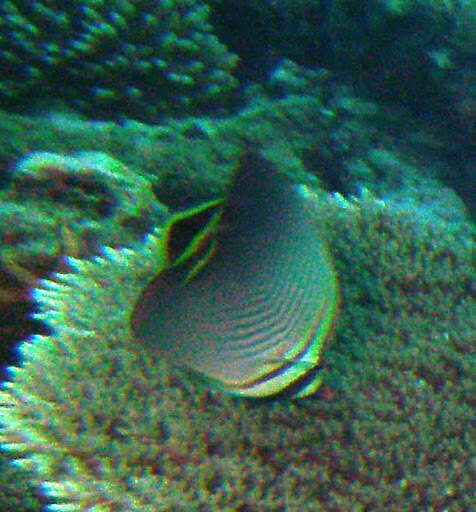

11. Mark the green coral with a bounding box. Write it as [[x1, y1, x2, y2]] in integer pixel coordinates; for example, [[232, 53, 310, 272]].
[[0, 185, 474, 510], [0, 150, 166, 287], [0, 0, 238, 121], [0, 150, 167, 357], [0, 449, 42, 512]]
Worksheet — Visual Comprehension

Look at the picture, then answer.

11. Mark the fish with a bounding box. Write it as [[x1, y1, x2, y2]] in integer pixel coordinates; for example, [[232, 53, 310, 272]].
[[131, 151, 339, 398]]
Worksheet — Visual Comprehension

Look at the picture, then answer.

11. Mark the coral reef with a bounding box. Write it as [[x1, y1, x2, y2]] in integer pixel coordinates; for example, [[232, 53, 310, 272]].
[[0, 0, 238, 121], [1, 89, 471, 217], [210, 0, 475, 141], [0, 4, 473, 509], [0, 186, 474, 511], [0, 449, 42, 512], [0, 151, 166, 366], [10, 151, 163, 228]]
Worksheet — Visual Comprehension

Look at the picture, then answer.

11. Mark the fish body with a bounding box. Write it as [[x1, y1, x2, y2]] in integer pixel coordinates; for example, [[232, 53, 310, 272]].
[[132, 152, 339, 398]]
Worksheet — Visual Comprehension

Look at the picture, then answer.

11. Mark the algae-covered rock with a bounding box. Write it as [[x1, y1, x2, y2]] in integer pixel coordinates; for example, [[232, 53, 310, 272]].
[[210, 0, 474, 145], [10, 151, 164, 229], [0, 87, 472, 217]]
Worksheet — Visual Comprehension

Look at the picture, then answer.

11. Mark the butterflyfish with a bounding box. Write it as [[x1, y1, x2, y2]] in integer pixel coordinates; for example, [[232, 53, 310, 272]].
[[131, 151, 339, 398]]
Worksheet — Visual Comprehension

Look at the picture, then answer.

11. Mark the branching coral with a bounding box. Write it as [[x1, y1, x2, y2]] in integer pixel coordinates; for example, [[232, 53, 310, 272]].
[[0, 189, 474, 511], [0, 449, 42, 512], [0, 0, 238, 121], [0, 151, 166, 358]]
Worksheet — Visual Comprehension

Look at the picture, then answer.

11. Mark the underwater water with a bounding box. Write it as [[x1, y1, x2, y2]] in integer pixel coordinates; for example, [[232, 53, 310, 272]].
[[0, 1, 474, 511]]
